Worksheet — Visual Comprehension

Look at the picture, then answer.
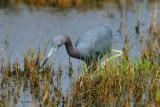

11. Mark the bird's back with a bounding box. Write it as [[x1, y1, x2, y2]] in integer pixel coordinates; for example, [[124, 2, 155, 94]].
[[75, 26, 113, 63]]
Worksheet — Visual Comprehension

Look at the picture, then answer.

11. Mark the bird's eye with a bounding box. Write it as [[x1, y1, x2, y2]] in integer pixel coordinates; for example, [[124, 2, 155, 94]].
[[57, 41, 63, 46]]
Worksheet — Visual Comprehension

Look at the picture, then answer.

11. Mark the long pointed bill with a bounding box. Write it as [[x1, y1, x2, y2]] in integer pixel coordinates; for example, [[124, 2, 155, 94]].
[[41, 44, 61, 68]]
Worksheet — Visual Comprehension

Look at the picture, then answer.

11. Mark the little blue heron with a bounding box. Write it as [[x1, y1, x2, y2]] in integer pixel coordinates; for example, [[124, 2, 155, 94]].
[[41, 26, 122, 68]]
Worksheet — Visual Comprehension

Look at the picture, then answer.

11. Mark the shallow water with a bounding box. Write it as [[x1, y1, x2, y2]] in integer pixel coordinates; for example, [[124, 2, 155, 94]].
[[0, 1, 159, 106]]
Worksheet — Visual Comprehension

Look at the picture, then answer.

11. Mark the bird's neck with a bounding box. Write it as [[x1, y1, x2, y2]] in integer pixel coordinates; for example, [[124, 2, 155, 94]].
[[64, 36, 83, 60]]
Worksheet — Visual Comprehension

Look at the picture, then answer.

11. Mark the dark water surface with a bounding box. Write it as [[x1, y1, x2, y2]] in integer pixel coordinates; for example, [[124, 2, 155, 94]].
[[0, 1, 159, 106]]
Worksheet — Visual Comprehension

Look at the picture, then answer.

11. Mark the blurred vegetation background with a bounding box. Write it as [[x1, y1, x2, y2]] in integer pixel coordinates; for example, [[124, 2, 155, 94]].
[[0, 0, 137, 8]]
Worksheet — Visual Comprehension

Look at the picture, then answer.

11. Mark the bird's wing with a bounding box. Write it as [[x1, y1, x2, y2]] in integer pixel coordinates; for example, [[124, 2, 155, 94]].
[[87, 26, 113, 55], [75, 35, 93, 57], [75, 37, 82, 47], [75, 26, 113, 59]]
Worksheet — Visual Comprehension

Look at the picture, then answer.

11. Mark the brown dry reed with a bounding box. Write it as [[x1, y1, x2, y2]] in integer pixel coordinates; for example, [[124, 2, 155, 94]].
[[0, 0, 133, 9], [0, 48, 65, 107]]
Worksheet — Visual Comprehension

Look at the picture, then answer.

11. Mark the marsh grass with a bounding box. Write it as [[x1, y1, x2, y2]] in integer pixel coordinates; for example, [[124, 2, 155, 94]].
[[71, 57, 160, 106], [0, 48, 66, 106], [0, 0, 133, 9]]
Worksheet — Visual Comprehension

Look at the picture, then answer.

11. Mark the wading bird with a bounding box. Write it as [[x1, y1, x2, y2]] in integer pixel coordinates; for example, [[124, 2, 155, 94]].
[[41, 26, 122, 68]]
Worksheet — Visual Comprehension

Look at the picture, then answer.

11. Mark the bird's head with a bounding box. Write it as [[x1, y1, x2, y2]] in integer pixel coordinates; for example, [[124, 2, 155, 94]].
[[41, 34, 69, 68], [47, 34, 71, 58], [53, 34, 70, 47]]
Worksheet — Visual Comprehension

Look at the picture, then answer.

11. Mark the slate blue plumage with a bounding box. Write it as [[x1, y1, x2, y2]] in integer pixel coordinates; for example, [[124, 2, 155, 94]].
[[75, 26, 112, 64]]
